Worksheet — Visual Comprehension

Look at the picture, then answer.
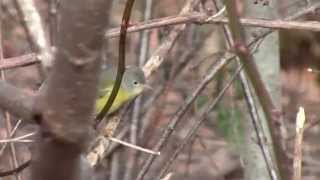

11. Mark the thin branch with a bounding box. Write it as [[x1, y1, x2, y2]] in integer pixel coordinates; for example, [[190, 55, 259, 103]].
[[105, 2, 320, 38], [48, 0, 59, 46], [287, 118, 320, 141], [141, 24, 202, 140], [0, 120, 21, 156], [0, 17, 36, 123], [13, 0, 53, 69], [137, 49, 234, 180], [108, 137, 160, 155], [0, 53, 38, 70], [125, 0, 154, 179], [94, 0, 136, 127], [223, 0, 286, 179], [0, 132, 36, 143], [293, 107, 306, 180], [161, 173, 173, 180], [0, 160, 31, 177], [142, 0, 202, 78], [155, 64, 243, 180], [137, 29, 267, 179], [87, 111, 129, 167], [0, 3, 318, 72], [0, 5, 21, 180], [211, 1, 279, 179], [125, 6, 205, 173], [239, 65, 279, 179], [140, 26, 219, 140], [106, 126, 129, 156]]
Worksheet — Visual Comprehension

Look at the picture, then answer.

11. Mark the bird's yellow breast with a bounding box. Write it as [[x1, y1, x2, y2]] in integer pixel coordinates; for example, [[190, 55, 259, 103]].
[[95, 86, 132, 115]]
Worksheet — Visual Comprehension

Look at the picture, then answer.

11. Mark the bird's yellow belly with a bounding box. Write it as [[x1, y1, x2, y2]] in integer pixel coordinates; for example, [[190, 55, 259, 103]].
[[95, 88, 131, 115]]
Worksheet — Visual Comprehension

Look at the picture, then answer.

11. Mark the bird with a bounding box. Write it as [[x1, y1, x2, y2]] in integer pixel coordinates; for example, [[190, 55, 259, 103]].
[[95, 66, 149, 115]]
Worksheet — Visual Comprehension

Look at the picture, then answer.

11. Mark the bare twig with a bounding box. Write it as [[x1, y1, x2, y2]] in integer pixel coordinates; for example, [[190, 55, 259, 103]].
[[0, 120, 21, 156], [0, 5, 21, 180], [105, 2, 320, 38], [155, 65, 243, 180], [125, 0, 154, 179], [0, 160, 31, 177], [106, 126, 130, 156], [211, 1, 279, 179], [48, 0, 59, 46], [92, 120, 128, 167], [0, 132, 36, 143], [161, 173, 173, 180], [287, 118, 320, 141], [108, 137, 160, 155], [94, 0, 135, 127], [142, 0, 222, 77], [293, 107, 306, 180], [223, 1, 285, 179], [0, 53, 38, 70], [87, 125, 160, 167], [137, 49, 233, 180], [239, 67, 279, 180], [140, 26, 201, 140], [13, 0, 53, 70], [137, 25, 268, 179], [87, 111, 129, 166], [0, 3, 318, 72]]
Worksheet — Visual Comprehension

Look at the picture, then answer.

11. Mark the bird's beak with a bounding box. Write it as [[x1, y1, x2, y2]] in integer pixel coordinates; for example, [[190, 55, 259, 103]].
[[143, 84, 153, 91]]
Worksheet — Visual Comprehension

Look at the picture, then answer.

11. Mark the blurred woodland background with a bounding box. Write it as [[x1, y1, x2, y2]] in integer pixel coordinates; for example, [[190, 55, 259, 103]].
[[1, 0, 320, 180]]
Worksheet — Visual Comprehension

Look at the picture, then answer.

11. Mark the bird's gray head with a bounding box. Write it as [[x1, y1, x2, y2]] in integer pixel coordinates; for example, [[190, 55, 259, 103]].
[[122, 66, 146, 94], [99, 66, 148, 97]]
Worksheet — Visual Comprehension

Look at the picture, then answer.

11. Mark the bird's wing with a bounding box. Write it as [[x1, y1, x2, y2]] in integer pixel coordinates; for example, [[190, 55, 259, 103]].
[[99, 67, 116, 88], [98, 86, 112, 98]]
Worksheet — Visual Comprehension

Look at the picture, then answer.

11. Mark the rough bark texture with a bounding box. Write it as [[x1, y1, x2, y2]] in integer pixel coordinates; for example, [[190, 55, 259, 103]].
[[31, 1, 112, 180]]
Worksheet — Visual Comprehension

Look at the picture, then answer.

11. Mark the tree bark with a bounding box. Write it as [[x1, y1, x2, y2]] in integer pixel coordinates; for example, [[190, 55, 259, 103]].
[[31, 1, 112, 180]]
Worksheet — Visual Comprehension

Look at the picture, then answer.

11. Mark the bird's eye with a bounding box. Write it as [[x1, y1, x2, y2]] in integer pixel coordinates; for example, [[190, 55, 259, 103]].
[[133, 81, 139, 85]]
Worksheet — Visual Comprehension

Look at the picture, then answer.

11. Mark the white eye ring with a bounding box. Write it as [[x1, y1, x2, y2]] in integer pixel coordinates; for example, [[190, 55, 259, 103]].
[[133, 81, 139, 85]]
